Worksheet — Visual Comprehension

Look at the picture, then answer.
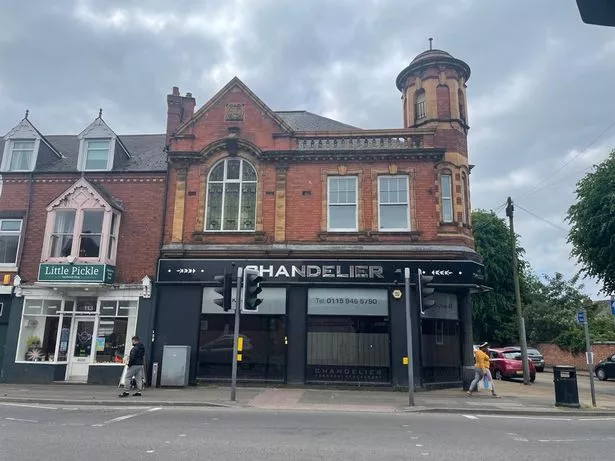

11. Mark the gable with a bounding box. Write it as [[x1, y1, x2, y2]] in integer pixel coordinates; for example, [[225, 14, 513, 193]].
[[175, 77, 294, 136], [46, 177, 122, 212]]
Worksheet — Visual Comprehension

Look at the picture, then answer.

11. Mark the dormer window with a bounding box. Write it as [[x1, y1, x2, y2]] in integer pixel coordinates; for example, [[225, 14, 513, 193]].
[[77, 115, 129, 172], [8, 140, 36, 171], [84, 140, 111, 171]]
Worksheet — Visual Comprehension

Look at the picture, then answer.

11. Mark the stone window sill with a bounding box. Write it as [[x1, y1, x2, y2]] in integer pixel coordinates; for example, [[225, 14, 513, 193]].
[[192, 231, 267, 242]]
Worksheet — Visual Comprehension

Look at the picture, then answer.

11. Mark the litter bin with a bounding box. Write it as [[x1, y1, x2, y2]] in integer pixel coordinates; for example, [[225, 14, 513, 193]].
[[553, 365, 580, 408]]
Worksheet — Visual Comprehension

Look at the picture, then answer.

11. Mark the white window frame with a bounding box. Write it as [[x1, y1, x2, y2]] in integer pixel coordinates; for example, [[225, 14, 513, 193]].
[[204, 158, 258, 232], [440, 173, 453, 223], [0, 218, 23, 268], [1, 139, 41, 172], [14, 295, 139, 366], [78, 138, 114, 172], [45, 208, 121, 264], [461, 172, 470, 225], [327, 176, 358, 232], [377, 175, 410, 231]]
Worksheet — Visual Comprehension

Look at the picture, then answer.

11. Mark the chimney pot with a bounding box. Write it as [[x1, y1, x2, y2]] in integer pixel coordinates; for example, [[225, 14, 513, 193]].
[[172, 86, 180, 96], [186, 92, 193, 98]]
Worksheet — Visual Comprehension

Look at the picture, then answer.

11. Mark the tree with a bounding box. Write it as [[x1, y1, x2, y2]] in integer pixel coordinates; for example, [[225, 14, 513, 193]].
[[567, 149, 615, 293], [524, 272, 589, 344], [471, 210, 529, 344]]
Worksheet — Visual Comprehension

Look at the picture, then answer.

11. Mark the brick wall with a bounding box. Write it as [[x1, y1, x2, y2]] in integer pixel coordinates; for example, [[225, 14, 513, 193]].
[[537, 342, 615, 371], [0, 173, 166, 284]]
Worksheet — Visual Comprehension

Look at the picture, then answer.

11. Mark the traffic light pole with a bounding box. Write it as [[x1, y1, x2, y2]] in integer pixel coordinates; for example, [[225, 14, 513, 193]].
[[582, 307, 597, 407], [404, 267, 415, 406], [230, 266, 243, 402]]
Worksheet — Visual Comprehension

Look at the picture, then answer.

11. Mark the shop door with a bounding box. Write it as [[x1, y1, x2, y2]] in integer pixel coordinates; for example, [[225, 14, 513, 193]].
[[67, 318, 95, 381]]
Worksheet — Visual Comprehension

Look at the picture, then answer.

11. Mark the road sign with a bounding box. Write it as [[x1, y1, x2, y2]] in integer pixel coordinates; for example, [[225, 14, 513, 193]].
[[577, 311, 586, 324]]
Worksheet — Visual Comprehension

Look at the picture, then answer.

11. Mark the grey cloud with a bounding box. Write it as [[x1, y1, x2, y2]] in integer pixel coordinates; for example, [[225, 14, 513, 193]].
[[0, 0, 613, 296]]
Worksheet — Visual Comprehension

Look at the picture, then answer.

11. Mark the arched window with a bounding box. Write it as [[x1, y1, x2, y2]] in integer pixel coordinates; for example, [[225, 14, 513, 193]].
[[458, 89, 466, 122], [206, 158, 257, 231], [415, 90, 426, 122]]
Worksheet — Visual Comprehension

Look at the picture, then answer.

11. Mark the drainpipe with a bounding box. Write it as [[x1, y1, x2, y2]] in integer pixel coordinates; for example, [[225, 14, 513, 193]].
[[148, 146, 171, 386]]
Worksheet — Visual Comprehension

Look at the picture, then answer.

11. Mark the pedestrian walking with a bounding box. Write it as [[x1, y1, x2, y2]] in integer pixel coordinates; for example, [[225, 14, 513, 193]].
[[467, 342, 498, 397], [119, 336, 145, 398]]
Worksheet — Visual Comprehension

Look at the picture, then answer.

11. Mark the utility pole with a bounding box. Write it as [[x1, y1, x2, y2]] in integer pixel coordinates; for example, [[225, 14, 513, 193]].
[[506, 197, 531, 385], [582, 306, 597, 407]]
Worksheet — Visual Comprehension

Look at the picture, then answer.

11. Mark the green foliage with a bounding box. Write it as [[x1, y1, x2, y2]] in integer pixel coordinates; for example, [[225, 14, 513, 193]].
[[567, 149, 615, 294], [471, 210, 526, 344], [524, 273, 589, 344], [554, 303, 615, 353]]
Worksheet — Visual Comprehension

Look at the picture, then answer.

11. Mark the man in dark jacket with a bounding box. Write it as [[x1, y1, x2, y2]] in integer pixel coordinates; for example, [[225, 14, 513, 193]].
[[119, 336, 145, 397]]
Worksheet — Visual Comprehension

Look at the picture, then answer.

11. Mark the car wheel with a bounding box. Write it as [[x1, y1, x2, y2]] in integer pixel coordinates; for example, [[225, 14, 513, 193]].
[[596, 368, 607, 381], [494, 369, 503, 380]]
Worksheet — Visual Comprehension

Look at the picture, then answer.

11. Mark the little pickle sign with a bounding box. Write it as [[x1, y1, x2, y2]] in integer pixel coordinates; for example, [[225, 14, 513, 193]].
[[38, 263, 116, 284]]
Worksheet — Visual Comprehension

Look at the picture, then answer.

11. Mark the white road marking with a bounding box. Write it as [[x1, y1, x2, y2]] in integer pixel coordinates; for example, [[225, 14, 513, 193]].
[[416, 444, 423, 447], [103, 407, 162, 425], [5, 417, 38, 423], [179, 434, 186, 437], [146, 450, 155, 454], [462, 415, 478, 420], [579, 417, 615, 421], [0, 402, 58, 410], [92, 424, 104, 427], [539, 437, 615, 443], [477, 415, 573, 421]]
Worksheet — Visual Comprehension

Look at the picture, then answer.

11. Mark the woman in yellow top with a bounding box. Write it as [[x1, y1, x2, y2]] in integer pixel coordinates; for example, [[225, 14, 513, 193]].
[[467, 342, 498, 397]]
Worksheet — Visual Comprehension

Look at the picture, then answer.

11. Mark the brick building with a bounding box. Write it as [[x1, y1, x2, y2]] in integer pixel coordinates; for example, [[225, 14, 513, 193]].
[[153, 48, 486, 389], [0, 113, 166, 383]]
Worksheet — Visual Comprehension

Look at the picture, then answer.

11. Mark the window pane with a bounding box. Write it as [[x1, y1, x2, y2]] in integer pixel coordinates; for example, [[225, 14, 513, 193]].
[[24, 299, 43, 315], [206, 183, 223, 230], [75, 297, 97, 313], [440, 175, 452, 199], [85, 141, 110, 170], [54, 210, 76, 233], [0, 235, 19, 264], [43, 300, 61, 316], [18, 315, 60, 362], [209, 162, 224, 181], [441, 198, 453, 222], [118, 300, 137, 316], [226, 159, 240, 180], [380, 205, 408, 230], [242, 161, 256, 181], [329, 205, 356, 230], [1, 220, 22, 231], [223, 183, 240, 230], [82, 211, 104, 233], [57, 317, 72, 362], [10, 148, 32, 170], [240, 183, 256, 230], [80, 235, 100, 257], [73, 320, 94, 358], [51, 235, 73, 257], [100, 300, 118, 316], [13, 141, 35, 150], [95, 318, 128, 363], [379, 177, 408, 204], [329, 177, 356, 205]]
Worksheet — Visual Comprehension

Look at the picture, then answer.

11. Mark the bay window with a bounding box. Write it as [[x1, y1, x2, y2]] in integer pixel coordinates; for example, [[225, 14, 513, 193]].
[[47, 208, 120, 262], [328, 176, 358, 231]]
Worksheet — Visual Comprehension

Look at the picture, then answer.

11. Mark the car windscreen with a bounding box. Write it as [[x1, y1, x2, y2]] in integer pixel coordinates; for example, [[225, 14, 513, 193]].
[[502, 351, 522, 360]]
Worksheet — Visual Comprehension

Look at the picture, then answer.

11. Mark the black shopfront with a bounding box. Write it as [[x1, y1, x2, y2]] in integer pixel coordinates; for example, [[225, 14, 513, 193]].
[[153, 258, 485, 389]]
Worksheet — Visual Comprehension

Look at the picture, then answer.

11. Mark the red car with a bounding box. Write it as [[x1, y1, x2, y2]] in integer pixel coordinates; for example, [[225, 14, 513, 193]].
[[488, 348, 536, 382]]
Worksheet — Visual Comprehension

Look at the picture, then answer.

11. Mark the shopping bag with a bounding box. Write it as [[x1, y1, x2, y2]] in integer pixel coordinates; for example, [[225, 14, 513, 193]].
[[482, 374, 493, 391]]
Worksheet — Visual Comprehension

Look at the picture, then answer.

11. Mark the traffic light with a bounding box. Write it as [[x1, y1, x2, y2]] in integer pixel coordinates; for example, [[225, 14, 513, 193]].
[[393, 268, 403, 285], [242, 268, 263, 312], [418, 270, 435, 314], [213, 273, 232, 311]]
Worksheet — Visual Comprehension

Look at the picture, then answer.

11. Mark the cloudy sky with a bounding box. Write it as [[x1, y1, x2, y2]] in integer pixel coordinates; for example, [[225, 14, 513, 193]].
[[1, 0, 614, 297]]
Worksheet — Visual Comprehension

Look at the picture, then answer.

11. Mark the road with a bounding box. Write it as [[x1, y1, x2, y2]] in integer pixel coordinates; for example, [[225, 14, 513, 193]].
[[0, 403, 613, 460]]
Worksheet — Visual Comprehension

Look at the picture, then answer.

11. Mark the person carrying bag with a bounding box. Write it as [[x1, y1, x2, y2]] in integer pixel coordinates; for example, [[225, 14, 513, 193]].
[[467, 342, 498, 397]]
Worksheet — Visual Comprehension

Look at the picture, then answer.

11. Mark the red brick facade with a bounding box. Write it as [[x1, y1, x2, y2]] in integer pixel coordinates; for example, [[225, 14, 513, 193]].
[[163, 50, 476, 258], [1, 173, 165, 283], [537, 343, 615, 371]]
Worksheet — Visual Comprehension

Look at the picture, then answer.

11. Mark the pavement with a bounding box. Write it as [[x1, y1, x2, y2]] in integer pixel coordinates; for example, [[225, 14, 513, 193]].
[[1, 405, 614, 460], [1, 371, 614, 416]]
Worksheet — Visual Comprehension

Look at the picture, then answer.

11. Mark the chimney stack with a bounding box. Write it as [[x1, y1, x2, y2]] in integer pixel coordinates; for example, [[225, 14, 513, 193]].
[[166, 87, 197, 141]]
